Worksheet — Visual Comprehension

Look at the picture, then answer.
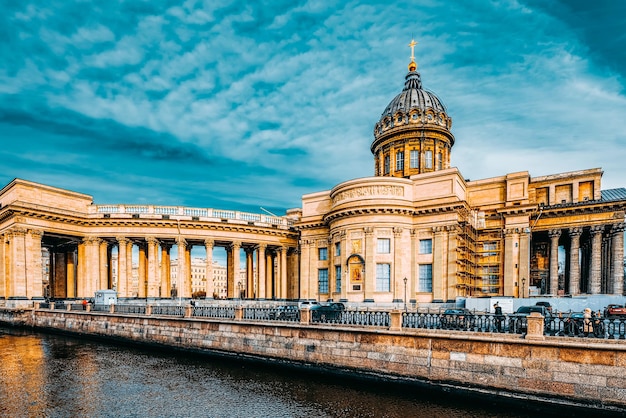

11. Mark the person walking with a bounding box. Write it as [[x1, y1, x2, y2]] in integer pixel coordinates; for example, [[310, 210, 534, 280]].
[[494, 303, 504, 332]]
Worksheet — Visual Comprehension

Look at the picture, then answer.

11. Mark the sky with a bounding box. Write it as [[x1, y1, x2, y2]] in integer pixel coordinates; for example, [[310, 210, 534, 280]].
[[1, 0, 625, 216]]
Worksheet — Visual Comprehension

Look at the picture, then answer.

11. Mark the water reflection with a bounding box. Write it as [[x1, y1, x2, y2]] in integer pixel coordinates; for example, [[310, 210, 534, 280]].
[[0, 328, 597, 417]]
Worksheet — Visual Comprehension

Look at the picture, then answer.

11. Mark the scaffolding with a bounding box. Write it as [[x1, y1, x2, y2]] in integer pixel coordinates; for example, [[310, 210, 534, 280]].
[[455, 209, 503, 296]]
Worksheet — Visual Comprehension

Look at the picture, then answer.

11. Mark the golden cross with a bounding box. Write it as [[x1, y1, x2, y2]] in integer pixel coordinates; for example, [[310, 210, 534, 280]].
[[408, 39, 418, 62]]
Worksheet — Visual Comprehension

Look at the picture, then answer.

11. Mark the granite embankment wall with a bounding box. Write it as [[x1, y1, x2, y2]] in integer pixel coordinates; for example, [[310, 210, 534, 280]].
[[1, 308, 625, 412]]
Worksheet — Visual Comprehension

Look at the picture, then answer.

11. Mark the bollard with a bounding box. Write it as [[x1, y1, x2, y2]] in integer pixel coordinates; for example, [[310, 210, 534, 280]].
[[525, 312, 545, 340], [234, 306, 243, 321], [389, 310, 402, 331], [299, 308, 311, 324]]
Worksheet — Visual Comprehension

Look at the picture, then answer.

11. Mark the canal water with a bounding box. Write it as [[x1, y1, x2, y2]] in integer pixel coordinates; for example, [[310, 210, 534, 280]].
[[0, 327, 603, 417]]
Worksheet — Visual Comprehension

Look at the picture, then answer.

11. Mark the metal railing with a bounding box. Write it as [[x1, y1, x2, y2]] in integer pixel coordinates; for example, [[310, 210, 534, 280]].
[[32, 302, 626, 340]]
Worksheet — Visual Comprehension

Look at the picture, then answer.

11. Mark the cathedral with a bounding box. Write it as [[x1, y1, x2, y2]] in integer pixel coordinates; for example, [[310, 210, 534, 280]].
[[296, 41, 626, 304], [1, 41, 625, 304]]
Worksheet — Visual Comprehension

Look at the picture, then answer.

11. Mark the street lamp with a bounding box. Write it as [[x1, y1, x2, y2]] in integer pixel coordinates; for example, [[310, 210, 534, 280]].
[[521, 277, 526, 299], [403, 277, 408, 312]]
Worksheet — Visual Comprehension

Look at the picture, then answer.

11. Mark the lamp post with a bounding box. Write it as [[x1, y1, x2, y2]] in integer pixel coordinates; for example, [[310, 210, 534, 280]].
[[521, 277, 526, 299], [403, 277, 408, 312]]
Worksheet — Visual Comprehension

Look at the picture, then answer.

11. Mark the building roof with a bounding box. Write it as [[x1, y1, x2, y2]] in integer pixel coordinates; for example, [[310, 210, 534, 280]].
[[601, 188, 626, 202]]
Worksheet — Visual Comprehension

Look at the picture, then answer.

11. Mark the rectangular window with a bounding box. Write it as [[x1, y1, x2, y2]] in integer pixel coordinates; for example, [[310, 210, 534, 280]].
[[436, 152, 442, 170], [318, 269, 329, 293], [425, 150, 433, 169], [384, 155, 390, 174], [335, 265, 342, 293], [376, 263, 391, 292], [396, 151, 404, 171], [377, 238, 390, 254], [418, 264, 432, 292], [334, 242, 341, 256], [318, 247, 328, 261], [419, 239, 432, 254], [410, 150, 419, 168]]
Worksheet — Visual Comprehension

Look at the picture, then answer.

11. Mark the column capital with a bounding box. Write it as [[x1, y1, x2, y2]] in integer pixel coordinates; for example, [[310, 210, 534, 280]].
[[145, 236, 158, 245], [204, 238, 214, 247], [363, 227, 374, 235], [590, 225, 604, 235], [176, 236, 187, 246], [568, 227, 583, 237], [27, 229, 44, 238], [116, 236, 130, 245], [256, 243, 267, 251], [230, 241, 241, 249], [611, 223, 626, 234], [393, 227, 403, 236], [504, 228, 520, 236], [548, 229, 561, 238], [83, 236, 101, 245]]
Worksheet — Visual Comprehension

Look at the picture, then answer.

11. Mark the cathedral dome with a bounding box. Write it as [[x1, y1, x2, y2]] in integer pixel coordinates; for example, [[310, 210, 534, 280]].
[[371, 42, 455, 178], [380, 70, 447, 118]]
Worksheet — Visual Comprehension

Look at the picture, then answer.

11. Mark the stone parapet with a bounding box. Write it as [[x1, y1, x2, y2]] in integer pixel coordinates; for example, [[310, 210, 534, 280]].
[[1, 308, 624, 413]]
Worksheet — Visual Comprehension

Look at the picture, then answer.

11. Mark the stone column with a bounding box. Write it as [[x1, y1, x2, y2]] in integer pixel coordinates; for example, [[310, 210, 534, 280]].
[[589, 225, 603, 294], [26, 229, 44, 299], [160, 242, 172, 298], [185, 243, 192, 297], [256, 244, 267, 299], [176, 237, 187, 298], [8, 228, 26, 298], [67, 250, 77, 298], [146, 237, 159, 298], [568, 228, 582, 295], [280, 246, 288, 300], [519, 229, 531, 298], [117, 237, 129, 297], [503, 229, 519, 297], [548, 229, 561, 295], [364, 228, 375, 302], [266, 249, 274, 299], [204, 239, 214, 299], [77, 239, 86, 298], [99, 240, 108, 291], [246, 247, 254, 299], [137, 242, 147, 298], [228, 241, 241, 299], [611, 223, 625, 295], [125, 241, 133, 297]]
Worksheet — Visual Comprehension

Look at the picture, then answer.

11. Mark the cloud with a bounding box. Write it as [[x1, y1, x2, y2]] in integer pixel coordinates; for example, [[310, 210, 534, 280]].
[[1, 0, 625, 215]]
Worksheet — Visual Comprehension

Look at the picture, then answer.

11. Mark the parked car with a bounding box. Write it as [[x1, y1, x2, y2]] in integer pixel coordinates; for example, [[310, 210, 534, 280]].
[[298, 300, 321, 309], [604, 304, 626, 318], [563, 311, 605, 338], [510, 305, 552, 334], [535, 301, 552, 313], [439, 308, 475, 330], [268, 305, 299, 320], [310, 302, 345, 321]]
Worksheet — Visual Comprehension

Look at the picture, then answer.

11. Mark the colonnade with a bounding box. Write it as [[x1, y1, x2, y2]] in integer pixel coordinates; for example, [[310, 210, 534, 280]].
[[1, 227, 297, 300], [538, 222, 625, 295]]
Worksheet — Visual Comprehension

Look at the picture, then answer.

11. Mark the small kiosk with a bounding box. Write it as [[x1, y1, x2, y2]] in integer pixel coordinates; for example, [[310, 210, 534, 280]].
[[94, 290, 117, 305]]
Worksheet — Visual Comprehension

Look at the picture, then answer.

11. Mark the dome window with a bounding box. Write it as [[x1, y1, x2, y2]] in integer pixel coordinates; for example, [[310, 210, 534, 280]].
[[396, 116, 403, 123], [412, 114, 418, 120]]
